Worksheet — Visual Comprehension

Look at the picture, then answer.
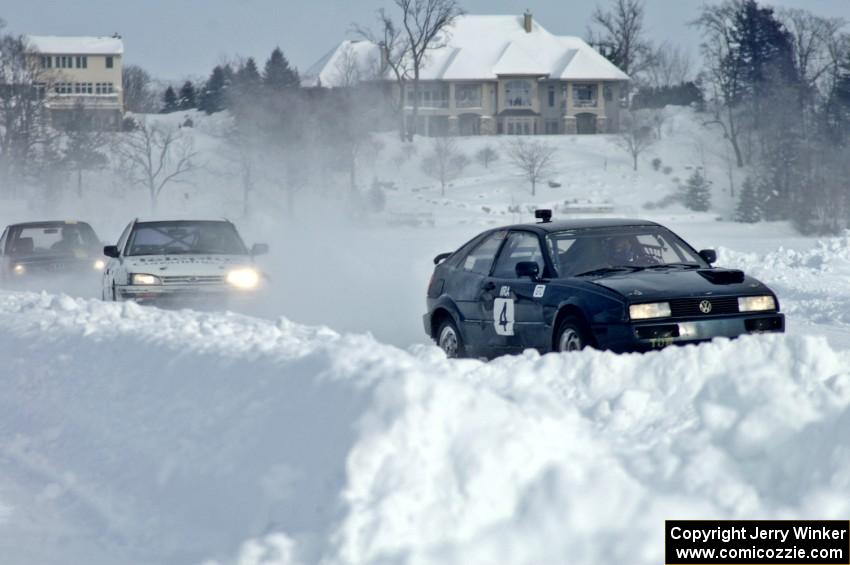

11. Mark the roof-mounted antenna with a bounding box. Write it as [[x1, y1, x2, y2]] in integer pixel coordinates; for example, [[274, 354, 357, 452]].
[[534, 209, 552, 223]]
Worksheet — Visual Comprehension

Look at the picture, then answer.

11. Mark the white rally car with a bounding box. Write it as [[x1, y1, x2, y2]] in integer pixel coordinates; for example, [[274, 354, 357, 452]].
[[102, 218, 268, 306]]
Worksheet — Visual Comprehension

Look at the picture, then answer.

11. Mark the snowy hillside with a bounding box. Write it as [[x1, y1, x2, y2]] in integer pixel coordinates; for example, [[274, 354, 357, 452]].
[[0, 292, 848, 565]]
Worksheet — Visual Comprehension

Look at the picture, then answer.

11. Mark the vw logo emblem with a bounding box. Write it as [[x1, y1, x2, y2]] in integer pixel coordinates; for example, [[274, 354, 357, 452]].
[[699, 300, 713, 314]]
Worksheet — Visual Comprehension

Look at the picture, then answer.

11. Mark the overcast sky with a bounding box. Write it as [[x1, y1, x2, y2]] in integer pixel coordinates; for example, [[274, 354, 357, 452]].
[[3, 0, 848, 81]]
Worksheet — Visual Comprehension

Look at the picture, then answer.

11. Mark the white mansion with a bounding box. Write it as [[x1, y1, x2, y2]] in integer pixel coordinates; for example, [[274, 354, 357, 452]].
[[304, 12, 629, 136]]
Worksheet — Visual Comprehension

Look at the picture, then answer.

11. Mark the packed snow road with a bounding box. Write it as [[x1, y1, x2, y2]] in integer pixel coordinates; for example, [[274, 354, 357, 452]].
[[0, 286, 849, 564]]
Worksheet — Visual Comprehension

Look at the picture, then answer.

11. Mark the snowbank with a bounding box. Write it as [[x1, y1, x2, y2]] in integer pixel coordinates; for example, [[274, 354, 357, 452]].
[[1, 292, 849, 564]]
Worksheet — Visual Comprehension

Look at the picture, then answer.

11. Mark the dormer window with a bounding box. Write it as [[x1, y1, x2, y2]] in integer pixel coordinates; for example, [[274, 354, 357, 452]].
[[505, 79, 532, 108]]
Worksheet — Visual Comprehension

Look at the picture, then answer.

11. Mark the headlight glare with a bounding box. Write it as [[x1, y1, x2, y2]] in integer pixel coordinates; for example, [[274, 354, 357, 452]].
[[738, 295, 776, 312], [131, 273, 161, 285], [226, 268, 260, 290], [629, 302, 672, 320], [93, 259, 106, 271], [13, 264, 25, 275]]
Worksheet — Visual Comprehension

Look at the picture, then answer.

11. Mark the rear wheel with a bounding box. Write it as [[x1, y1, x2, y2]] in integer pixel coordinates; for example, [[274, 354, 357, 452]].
[[555, 316, 589, 353], [437, 318, 465, 359]]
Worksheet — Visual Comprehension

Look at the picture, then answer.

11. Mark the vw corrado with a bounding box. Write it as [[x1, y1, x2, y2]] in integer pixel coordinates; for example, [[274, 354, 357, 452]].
[[424, 211, 784, 357], [0, 220, 106, 286], [102, 219, 268, 306]]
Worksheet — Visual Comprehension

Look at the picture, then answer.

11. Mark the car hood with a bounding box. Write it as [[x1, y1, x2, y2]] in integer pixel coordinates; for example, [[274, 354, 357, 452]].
[[584, 268, 771, 301], [12, 250, 101, 264], [124, 254, 252, 276]]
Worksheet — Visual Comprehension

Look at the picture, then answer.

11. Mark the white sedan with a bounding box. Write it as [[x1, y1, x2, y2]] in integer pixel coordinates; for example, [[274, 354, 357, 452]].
[[102, 219, 268, 306]]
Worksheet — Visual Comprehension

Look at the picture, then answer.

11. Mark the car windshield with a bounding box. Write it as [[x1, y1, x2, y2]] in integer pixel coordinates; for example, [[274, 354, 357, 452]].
[[547, 227, 706, 277], [126, 221, 248, 256], [8, 223, 100, 257]]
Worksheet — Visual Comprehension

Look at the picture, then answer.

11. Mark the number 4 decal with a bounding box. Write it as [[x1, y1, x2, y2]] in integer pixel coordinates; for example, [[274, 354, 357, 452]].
[[493, 298, 515, 336]]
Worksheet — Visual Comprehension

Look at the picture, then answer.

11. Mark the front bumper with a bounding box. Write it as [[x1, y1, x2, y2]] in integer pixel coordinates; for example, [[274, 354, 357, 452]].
[[116, 284, 259, 307], [598, 312, 785, 352]]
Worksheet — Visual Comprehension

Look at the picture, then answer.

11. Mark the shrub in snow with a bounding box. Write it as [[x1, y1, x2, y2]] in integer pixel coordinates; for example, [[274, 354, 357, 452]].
[[734, 178, 761, 223], [421, 137, 469, 196], [475, 145, 499, 169], [680, 170, 711, 212], [366, 180, 387, 213], [662, 166, 673, 175], [651, 157, 662, 171]]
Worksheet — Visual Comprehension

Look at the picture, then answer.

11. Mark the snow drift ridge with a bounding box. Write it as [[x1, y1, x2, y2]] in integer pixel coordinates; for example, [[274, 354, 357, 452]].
[[0, 291, 849, 565]]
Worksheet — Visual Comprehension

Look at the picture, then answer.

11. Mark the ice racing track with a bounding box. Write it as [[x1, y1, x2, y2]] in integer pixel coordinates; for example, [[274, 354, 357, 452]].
[[1, 241, 850, 564]]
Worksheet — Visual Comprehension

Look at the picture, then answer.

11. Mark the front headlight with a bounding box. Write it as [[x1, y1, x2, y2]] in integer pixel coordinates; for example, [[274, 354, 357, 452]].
[[93, 259, 106, 271], [226, 268, 260, 290], [13, 264, 25, 275], [629, 302, 672, 320], [131, 273, 161, 285], [738, 295, 776, 312]]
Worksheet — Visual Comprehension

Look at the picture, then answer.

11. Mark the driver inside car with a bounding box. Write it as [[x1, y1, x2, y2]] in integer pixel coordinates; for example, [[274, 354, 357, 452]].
[[607, 235, 642, 265]]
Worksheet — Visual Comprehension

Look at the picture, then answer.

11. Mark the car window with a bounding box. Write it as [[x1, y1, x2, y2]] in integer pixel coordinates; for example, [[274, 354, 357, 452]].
[[116, 223, 133, 254], [462, 231, 506, 275], [8, 224, 99, 256], [126, 222, 248, 256], [492, 232, 545, 279]]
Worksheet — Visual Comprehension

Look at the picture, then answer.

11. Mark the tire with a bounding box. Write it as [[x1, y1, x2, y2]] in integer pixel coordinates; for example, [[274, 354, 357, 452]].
[[555, 316, 590, 353], [437, 318, 466, 359]]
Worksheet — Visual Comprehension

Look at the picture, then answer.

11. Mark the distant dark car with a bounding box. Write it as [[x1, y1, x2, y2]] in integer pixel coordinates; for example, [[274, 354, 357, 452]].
[[424, 211, 784, 358], [0, 221, 105, 285]]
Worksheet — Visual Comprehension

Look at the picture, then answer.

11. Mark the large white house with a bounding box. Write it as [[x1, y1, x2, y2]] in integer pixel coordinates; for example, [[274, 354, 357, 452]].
[[304, 12, 629, 135], [26, 34, 124, 129]]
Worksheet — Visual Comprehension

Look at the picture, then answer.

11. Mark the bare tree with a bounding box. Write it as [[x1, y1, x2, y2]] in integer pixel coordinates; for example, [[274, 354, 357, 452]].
[[587, 0, 652, 79], [506, 138, 557, 195], [394, 0, 463, 140], [116, 120, 197, 213], [122, 64, 157, 113], [779, 9, 845, 94], [646, 42, 692, 88], [616, 110, 656, 171], [475, 145, 498, 169], [355, 9, 412, 140], [421, 136, 469, 195]]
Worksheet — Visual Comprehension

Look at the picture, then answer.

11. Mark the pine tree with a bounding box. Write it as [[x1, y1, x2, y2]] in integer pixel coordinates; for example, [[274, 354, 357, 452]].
[[231, 57, 262, 107], [734, 177, 761, 223], [198, 65, 229, 114], [162, 86, 178, 113], [178, 81, 196, 110], [263, 47, 300, 90], [681, 169, 712, 212]]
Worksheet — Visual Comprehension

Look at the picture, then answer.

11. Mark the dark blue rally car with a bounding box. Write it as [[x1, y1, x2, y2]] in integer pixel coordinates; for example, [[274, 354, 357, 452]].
[[424, 211, 784, 357]]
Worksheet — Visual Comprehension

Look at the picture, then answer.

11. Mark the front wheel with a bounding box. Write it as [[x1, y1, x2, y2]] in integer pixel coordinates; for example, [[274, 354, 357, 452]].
[[555, 316, 589, 353], [437, 318, 465, 359]]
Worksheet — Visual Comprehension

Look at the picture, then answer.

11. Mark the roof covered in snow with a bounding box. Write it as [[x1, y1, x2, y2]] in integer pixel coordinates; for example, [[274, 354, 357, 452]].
[[306, 14, 628, 87], [26, 35, 124, 55], [302, 40, 380, 88]]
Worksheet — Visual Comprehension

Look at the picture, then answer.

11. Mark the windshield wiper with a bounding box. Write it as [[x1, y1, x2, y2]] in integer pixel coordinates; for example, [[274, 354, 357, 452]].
[[644, 262, 701, 270], [574, 265, 645, 277]]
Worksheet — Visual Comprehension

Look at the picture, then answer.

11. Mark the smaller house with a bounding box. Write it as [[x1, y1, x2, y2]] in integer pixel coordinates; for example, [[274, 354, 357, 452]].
[[304, 12, 629, 136], [26, 34, 124, 129]]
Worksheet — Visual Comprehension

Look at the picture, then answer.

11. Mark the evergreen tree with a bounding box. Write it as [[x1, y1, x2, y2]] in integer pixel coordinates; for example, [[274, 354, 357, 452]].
[[178, 81, 197, 110], [734, 177, 761, 223], [681, 169, 712, 211], [162, 86, 179, 113], [198, 65, 229, 114], [230, 58, 263, 108], [263, 47, 300, 90]]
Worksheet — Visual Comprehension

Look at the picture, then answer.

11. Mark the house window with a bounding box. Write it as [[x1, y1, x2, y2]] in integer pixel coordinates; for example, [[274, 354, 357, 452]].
[[75, 56, 88, 69], [106, 56, 114, 69], [455, 84, 482, 108], [40, 56, 52, 69], [548, 85, 555, 108], [545, 120, 559, 134], [604, 84, 613, 101], [406, 84, 449, 108], [95, 83, 115, 95], [573, 84, 598, 107], [505, 80, 532, 108]]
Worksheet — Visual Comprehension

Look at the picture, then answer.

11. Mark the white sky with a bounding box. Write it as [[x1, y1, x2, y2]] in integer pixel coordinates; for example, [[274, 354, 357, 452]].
[[3, 0, 849, 81]]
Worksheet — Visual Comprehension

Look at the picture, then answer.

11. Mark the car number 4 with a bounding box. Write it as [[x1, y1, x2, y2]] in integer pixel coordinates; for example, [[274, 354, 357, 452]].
[[494, 298, 515, 336]]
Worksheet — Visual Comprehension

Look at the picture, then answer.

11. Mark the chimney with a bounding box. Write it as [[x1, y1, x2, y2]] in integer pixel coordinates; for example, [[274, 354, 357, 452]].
[[523, 10, 533, 33]]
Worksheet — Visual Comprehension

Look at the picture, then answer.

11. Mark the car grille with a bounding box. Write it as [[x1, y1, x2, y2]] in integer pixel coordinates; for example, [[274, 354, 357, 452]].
[[669, 296, 739, 317], [161, 275, 225, 285]]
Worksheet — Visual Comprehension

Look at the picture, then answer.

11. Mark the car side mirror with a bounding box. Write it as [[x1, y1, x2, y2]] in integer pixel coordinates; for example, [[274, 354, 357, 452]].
[[103, 245, 119, 258], [251, 243, 269, 256], [699, 249, 717, 264], [515, 261, 540, 280], [434, 252, 451, 265]]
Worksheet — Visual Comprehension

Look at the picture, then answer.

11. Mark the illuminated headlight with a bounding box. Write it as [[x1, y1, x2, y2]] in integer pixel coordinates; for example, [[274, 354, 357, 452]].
[[131, 273, 161, 285], [738, 295, 776, 312], [13, 264, 25, 275], [629, 302, 672, 320], [226, 268, 260, 290], [93, 259, 106, 271]]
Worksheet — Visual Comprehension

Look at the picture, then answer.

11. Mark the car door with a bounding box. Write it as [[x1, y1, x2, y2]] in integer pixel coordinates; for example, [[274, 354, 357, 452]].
[[444, 230, 507, 348], [484, 231, 549, 352], [104, 222, 132, 295]]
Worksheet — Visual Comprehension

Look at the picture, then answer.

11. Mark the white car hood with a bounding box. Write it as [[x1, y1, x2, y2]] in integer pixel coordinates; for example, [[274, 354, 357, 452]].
[[125, 255, 251, 276]]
